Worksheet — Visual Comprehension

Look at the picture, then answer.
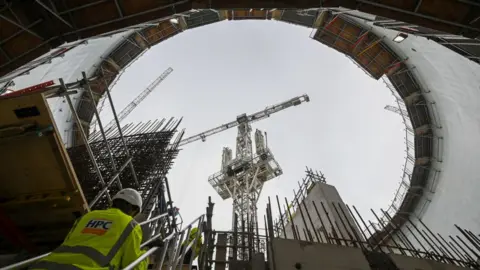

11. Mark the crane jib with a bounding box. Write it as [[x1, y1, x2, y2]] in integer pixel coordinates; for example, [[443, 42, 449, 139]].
[[177, 94, 310, 147]]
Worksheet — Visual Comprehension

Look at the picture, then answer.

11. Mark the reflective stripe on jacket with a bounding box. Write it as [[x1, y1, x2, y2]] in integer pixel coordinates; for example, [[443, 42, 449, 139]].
[[31, 208, 148, 270]]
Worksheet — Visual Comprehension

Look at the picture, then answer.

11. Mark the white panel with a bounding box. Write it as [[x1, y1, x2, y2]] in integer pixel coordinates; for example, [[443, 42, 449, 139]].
[[8, 31, 135, 147]]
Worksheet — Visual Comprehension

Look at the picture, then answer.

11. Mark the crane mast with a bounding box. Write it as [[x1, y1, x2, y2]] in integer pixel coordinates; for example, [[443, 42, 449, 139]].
[[206, 94, 310, 261], [384, 105, 407, 116], [90, 67, 173, 138], [178, 94, 310, 147]]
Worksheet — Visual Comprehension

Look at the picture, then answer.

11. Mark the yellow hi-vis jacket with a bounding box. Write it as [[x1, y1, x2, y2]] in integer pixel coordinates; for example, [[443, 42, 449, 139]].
[[182, 228, 203, 259], [31, 208, 148, 270]]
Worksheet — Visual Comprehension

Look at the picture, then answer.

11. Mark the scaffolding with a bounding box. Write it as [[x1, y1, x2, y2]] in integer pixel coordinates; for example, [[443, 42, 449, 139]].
[[67, 118, 183, 213], [60, 71, 185, 244], [64, 71, 185, 242]]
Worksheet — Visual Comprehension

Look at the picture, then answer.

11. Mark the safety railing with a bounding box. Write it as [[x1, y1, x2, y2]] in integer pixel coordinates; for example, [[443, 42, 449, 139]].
[[123, 214, 205, 270], [0, 211, 173, 270], [0, 253, 51, 270], [360, 76, 416, 238]]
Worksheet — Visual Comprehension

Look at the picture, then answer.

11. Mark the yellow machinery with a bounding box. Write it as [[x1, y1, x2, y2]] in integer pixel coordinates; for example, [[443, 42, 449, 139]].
[[0, 88, 88, 254]]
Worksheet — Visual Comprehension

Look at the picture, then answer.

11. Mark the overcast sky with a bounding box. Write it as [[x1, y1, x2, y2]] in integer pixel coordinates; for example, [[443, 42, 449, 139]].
[[102, 20, 405, 230]]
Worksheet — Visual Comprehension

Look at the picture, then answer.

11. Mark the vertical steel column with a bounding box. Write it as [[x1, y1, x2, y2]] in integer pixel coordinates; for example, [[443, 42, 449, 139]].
[[417, 218, 456, 263], [456, 235, 480, 259], [199, 197, 214, 270], [157, 238, 171, 268], [293, 190, 313, 242], [164, 177, 175, 233], [331, 203, 355, 247], [186, 216, 204, 269], [405, 218, 445, 261], [266, 202, 277, 270], [337, 203, 363, 247], [61, 78, 112, 204], [233, 213, 238, 262], [263, 215, 270, 265], [440, 236, 469, 265], [346, 205, 374, 250], [302, 200, 321, 242], [446, 238, 471, 264], [320, 202, 343, 246], [284, 197, 298, 240], [241, 215, 246, 260], [255, 217, 261, 253], [88, 157, 132, 208], [381, 209, 420, 257], [82, 72, 122, 190], [166, 232, 180, 268], [312, 201, 331, 244], [449, 236, 476, 262], [103, 73, 139, 187], [171, 229, 187, 269], [367, 219, 392, 253], [247, 210, 252, 260], [455, 225, 480, 251], [275, 196, 286, 238], [466, 229, 480, 246]]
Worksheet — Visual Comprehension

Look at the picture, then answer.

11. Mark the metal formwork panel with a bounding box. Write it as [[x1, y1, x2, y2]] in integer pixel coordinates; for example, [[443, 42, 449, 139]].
[[280, 10, 318, 28], [0, 91, 88, 254], [185, 10, 222, 29]]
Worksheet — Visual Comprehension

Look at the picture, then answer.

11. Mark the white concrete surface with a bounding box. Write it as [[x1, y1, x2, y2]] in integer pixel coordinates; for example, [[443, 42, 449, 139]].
[[348, 18, 480, 246], [284, 182, 363, 243], [5, 31, 133, 147]]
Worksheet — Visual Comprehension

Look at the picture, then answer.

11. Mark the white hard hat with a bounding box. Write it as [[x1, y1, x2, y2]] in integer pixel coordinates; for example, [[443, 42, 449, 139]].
[[113, 188, 142, 211]]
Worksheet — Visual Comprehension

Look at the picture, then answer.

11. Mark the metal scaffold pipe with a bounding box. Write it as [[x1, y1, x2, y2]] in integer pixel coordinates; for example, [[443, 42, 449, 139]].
[[82, 72, 122, 190], [61, 78, 113, 204], [102, 71, 140, 188], [90, 67, 173, 139]]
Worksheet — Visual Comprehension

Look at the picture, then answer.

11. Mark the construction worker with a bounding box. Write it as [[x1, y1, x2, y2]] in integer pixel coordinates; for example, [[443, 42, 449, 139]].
[[182, 227, 203, 264], [31, 188, 157, 270]]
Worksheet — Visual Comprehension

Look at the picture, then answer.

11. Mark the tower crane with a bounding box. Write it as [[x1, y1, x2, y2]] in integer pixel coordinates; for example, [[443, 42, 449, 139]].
[[90, 67, 173, 139], [384, 105, 408, 116], [195, 94, 309, 260], [178, 94, 310, 147]]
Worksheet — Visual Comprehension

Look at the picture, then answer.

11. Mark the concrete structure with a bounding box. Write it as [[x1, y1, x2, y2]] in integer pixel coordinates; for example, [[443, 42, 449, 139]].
[[269, 238, 471, 270], [348, 15, 480, 245], [389, 254, 469, 270], [282, 175, 363, 245]]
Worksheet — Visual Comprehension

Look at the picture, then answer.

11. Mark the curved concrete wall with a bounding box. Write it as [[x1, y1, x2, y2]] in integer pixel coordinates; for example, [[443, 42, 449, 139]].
[[9, 31, 134, 147], [6, 8, 480, 243], [363, 21, 480, 238]]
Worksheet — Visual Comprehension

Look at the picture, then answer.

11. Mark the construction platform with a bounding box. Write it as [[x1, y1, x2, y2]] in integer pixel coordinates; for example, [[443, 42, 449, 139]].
[[0, 89, 88, 254]]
